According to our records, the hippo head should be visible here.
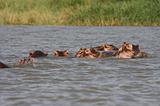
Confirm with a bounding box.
[119,42,140,53]
[53,50,69,57]
[84,48,100,58]
[117,42,140,58]
[0,62,9,68]
[19,57,34,65]
[75,48,86,58]
[29,50,48,58]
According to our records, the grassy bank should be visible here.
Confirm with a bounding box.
[0,0,159,26]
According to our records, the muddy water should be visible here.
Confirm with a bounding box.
[0,26,160,106]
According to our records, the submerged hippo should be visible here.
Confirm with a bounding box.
[93,44,118,51]
[29,50,48,58]
[75,48,115,59]
[18,57,34,65]
[53,50,69,57]
[0,62,9,68]
[83,48,101,58]
[75,48,98,58]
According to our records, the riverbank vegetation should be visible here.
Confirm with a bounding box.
[0,0,159,26]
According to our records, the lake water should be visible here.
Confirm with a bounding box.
[0,26,160,106]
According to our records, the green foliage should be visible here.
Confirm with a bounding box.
[0,0,159,26]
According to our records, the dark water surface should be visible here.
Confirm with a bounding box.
[0,26,160,106]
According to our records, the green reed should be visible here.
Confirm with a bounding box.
[0,0,159,26]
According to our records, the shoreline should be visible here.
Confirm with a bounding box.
[0,24,160,27]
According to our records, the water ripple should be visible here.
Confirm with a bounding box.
[0,26,160,106]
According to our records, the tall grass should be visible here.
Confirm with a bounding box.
[0,0,159,26]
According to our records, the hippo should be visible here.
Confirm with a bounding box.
[76,48,107,59]
[84,48,101,58]
[29,50,48,58]
[0,62,9,68]
[116,42,147,58]
[93,44,118,51]
[75,47,116,59]
[86,48,116,58]
[19,57,34,65]
[134,51,148,58]
[53,50,69,57]
[75,48,87,58]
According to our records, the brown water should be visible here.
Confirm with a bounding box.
[0,26,160,106]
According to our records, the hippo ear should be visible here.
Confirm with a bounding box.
[28,54,33,58]
[123,42,130,46]
[119,44,127,51]
[80,48,83,50]
[123,42,127,44]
